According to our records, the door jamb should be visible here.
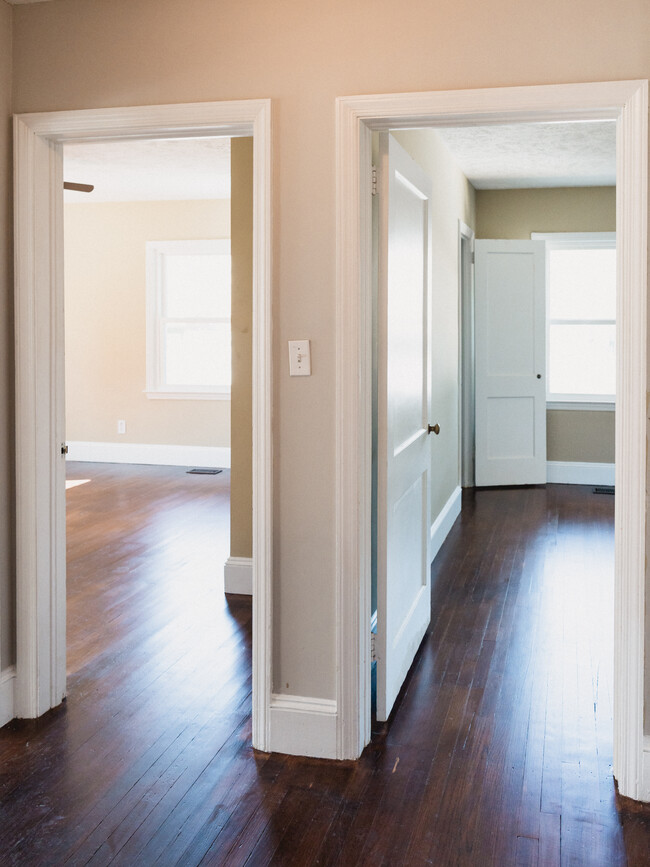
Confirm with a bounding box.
[458,220,475,488]
[335,81,649,801]
[13,99,274,752]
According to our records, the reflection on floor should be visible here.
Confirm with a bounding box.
[1,472,649,865]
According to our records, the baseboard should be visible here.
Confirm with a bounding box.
[269,694,338,758]
[642,737,650,803]
[430,485,462,564]
[66,441,231,469]
[224,556,253,595]
[0,666,15,728]
[546,461,615,486]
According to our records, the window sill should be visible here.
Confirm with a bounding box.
[546,400,614,412]
[144,391,231,401]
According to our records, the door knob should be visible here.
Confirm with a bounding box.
[428,423,440,435]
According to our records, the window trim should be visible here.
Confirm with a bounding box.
[532,231,616,408]
[145,238,231,399]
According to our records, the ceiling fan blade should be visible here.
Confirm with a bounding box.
[63,182,94,193]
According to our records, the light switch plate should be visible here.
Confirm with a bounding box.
[288,340,311,376]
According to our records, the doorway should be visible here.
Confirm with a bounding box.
[62,134,246,695]
[13,99,274,753]
[335,80,648,801]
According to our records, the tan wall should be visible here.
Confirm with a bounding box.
[547,410,615,464]
[230,138,253,559]
[0,1,13,671]
[476,187,616,240]
[392,129,476,519]
[9,0,650,701]
[64,199,231,448]
[476,187,616,465]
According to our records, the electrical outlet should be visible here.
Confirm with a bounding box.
[117,420,126,435]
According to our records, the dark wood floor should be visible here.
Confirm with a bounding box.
[1,466,649,865]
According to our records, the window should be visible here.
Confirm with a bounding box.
[146,239,231,399]
[532,232,616,409]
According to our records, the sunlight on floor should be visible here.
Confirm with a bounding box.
[66,479,90,490]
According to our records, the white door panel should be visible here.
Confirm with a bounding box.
[376,134,432,721]
[475,240,546,486]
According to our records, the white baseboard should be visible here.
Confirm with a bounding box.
[0,666,15,728]
[642,737,650,803]
[546,461,615,486]
[269,694,337,758]
[66,441,231,469]
[224,556,253,595]
[430,485,462,564]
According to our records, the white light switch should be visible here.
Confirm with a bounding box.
[288,340,311,376]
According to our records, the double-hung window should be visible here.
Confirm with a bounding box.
[146,239,231,399]
[532,232,616,409]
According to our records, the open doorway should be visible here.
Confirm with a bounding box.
[371,118,617,714]
[336,81,647,799]
[62,135,253,695]
[13,99,273,754]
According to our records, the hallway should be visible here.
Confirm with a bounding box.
[0,470,648,864]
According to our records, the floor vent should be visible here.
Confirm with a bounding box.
[186,468,223,475]
[593,486,615,495]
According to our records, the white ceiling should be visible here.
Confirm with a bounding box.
[435,120,616,189]
[63,137,232,203]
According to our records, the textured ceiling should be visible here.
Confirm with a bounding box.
[62,120,616,204]
[63,137,231,203]
[436,121,616,189]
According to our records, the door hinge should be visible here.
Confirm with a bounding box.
[61,443,68,456]
[471,251,475,265]
[371,165,378,197]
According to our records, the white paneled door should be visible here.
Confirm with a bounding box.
[376,134,432,721]
[474,240,546,486]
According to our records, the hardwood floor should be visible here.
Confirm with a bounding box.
[1,467,649,865]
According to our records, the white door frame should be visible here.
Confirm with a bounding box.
[335,80,649,801]
[13,99,274,752]
[458,220,475,488]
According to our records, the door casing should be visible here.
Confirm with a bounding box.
[13,99,274,752]
[335,80,649,801]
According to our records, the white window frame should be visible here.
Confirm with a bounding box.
[145,238,231,400]
[532,231,616,411]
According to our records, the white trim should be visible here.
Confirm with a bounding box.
[642,738,650,802]
[224,556,253,595]
[547,401,614,412]
[546,461,615,486]
[14,99,273,755]
[430,486,462,564]
[335,81,648,799]
[66,441,231,469]
[269,694,337,759]
[532,231,616,249]
[458,221,476,488]
[0,666,16,727]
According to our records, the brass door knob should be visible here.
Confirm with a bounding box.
[428,423,440,435]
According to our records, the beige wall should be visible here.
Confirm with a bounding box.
[476,186,616,240]
[7,0,650,702]
[64,199,231,448]
[392,129,476,519]
[230,138,253,560]
[0,0,13,671]
[547,410,615,463]
[475,186,616,465]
